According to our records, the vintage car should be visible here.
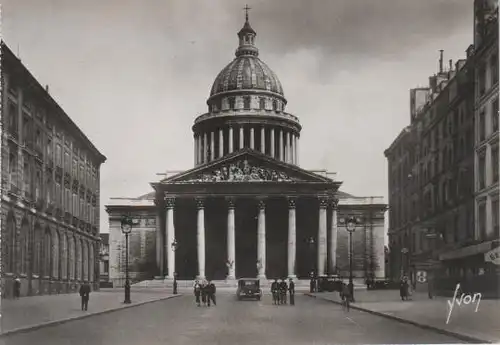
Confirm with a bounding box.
[236,278,262,301]
[316,275,343,292]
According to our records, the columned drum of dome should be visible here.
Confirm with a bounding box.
[192,14,301,166]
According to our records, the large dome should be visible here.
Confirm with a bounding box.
[210,56,284,97]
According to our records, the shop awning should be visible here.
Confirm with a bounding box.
[439,240,499,261]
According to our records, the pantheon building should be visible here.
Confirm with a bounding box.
[106,15,387,285]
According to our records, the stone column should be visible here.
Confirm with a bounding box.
[295,136,300,165]
[318,197,328,276]
[239,126,244,149]
[279,130,284,161]
[286,132,291,163]
[155,203,163,275]
[287,198,297,278]
[330,198,339,273]
[196,199,206,280]
[198,135,203,165]
[210,131,215,161]
[261,126,266,154]
[194,135,198,166]
[250,127,255,149]
[219,128,224,158]
[165,197,175,278]
[229,126,234,154]
[257,199,266,279]
[203,132,208,163]
[291,134,295,164]
[227,198,236,280]
[270,128,275,158]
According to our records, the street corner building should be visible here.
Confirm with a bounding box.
[105,15,387,287]
[385,0,499,297]
[0,42,107,297]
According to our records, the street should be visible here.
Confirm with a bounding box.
[1,292,464,345]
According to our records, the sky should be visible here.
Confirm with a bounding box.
[1,0,473,236]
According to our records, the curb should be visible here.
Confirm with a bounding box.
[0,294,182,337]
[304,293,491,344]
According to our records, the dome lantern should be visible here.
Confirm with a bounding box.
[236,5,258,57]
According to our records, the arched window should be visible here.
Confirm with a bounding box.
[272,100,278,111]
[6,216,16,273]
[69,236,75,280]
[19,220,29,274]
[83,241,89,281]
[52,230,60,278]
[33,225,42,275]
[61,232,67,279]
[44,229,51,277]
[228,97,235,109]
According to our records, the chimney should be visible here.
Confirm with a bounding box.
[45,85,49,93]
[449,59,453,71]
[439,50,444,73]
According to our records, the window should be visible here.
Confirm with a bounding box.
[55,144,61,166]
[243,96,251,110]
[35,170,41,200]
[493,146,499,184]
[492,199,499,236]
[493,99,499,132]
[479,203,487,240]
[23,161,30,196]
[228,97,235,109]
[55,183,61,206]
[259,97,265,109]
[479,153,486,190]
[35,127,42,148]
[64,152,70,172]
[8,102,18,134]
[479,110,486,141]
[491,53,498,85]
[272,100,277,111]
[73,194,78,217]
[46,176,52,204]
[479,63,486,96]
[9,153,17,186]
[47,137,52,159]
[72,159,78,177]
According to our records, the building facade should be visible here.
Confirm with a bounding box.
[385,0,499,296]
[1,42,106,297]
[106,15,387,286]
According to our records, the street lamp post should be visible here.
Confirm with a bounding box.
[345,216,358,302]
[120,215,134,304]
[171,239,178,294]
[307,237,315,292]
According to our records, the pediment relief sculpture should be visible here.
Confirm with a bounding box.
[177,159,297,183]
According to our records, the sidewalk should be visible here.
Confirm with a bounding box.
[1,288,181,336]
[305,289,500,344]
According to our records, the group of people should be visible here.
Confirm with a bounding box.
[193,280,217,307]
[271,278,295,305]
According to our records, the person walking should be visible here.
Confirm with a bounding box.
[288,278,295,306]
[79,281,91,311]
[201,280,208,306]
[400,276,409,301]
[340,282,351,312]
[13,276,21,299]
[207,280,216,306]
[279,279,287,305]
[193,280,202,307]
[271,279,279,305]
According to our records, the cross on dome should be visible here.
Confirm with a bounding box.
[243,4,251,22]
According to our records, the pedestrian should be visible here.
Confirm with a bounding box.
[428,277,434,299]
[271,279,279,305]
[280,279,287,305]
[341,282,351,312]
[288,278,295,306]
[193,280,202,306]
[400,277,408,301]
[173,276,178,295]
[13,276,21,299]
[79,281,91,311]
[207,280,216,306]
[201,280,208,306]
[309,276,315,293]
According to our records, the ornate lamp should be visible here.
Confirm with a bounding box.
[120,215,133,304]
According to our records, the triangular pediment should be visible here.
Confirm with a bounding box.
[160,149,334,185]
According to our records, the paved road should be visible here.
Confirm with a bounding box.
[1,293,465,345]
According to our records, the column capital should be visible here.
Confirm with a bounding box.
[287,197,296,209]
[226,197,235,209]
[330,197,339,209]
[196,198,205,209]
[318,196,328,209]
[257,198,266,210]
[164,197,175,208]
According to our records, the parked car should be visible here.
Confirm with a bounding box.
[236,278,262,301]
[317,275,343,292]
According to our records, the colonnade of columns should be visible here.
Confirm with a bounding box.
[193,125,299,166]
[160,196,339,280]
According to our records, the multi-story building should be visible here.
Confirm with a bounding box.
[99,233,111,287]
[385,48,477,295]
[1,42,106,297]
